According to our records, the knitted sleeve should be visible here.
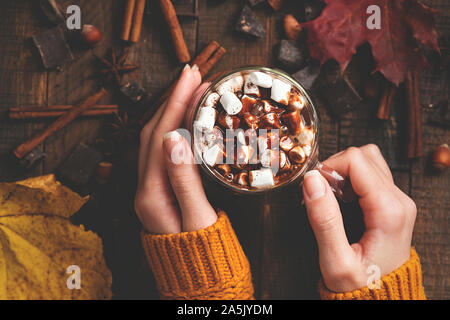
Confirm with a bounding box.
[319,248,427,300]
[141,211,254,300]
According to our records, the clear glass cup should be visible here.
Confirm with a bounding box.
[187,66,355,202]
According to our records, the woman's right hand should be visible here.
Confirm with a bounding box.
[302,144,417,292]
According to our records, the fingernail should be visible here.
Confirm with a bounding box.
[192,64,199,71]
[304,170,325,200]
[163,130,181,142]
[183,64,191,71]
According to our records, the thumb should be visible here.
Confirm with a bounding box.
[163,130,217,232]
[302,170,353,267]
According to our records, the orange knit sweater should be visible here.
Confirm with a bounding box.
[141,211,426,300]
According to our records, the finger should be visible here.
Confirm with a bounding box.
[143,66,201,187]
[359,144,393,183]
[302,170,354,267]
[322,147,386,198]
[138,101,167,185]
[163,130,217,232]
[153,65,202,138]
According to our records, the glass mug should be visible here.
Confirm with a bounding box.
[186,66,355,202]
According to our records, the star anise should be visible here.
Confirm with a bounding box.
[108,112,138,143]
[96,48,138,86]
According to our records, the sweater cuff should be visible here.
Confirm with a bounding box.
[319,248,426,300]
[141,211,254,300]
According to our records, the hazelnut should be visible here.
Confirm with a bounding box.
[283,14,302,41]
[432,144,450,170]
[81,24,102,46]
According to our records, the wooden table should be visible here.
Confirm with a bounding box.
[0,0,448,299]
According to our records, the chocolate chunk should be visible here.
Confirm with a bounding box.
[277,40,308,70]
[120,82,149,104]
[32,26,74,69]
[235,5,265,38]
[322,77,362,118]
[58,143,103,186]
[429,100,450,128]
[291,61,321,90]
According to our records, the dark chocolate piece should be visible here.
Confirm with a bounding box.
[277,40,308,70]
[39,0,65,25]
[58,143,103,186]
[322,77,362,118]
[291,60,321,90]
[429,100,450,128]
[32,26,74,69]
[19,147,46,170]
[120,82,149,104]
[235,5,265,38]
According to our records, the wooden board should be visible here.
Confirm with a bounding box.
[0,0,448,300]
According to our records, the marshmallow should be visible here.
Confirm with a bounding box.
[295,128,314,146]
[271,79,291,105]
[289,94,306,110]
[257,136,269,154]
[216,75,244,95]
[203,144,224,167]
[236,145,251,166]
[195,107,216,132]
[260,149,279,168]
[205,92,220,108]
[244,77,260,96]
[249,168,274,188]
[220,91,243,115]
[248,71,273,88]
[302,144,312,157]
[236,130,247,146]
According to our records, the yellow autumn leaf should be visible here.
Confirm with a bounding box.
[0,175,112,300]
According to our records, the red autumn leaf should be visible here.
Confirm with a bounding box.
[300,0,439,85]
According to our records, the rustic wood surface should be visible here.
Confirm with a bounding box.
[0,0,448,299]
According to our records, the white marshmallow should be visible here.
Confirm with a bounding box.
[205,92,220,108]
[203,144,223,167]
[248,71,273,88]
[236,130,247,146]
[249,168,274,188]
[220,91,243,115]
[271,79,291,105]
[260,149,279,168]
[216,75,244,95]
[195,107,216,132]
[296,128,314,146]
[257,136,269,154]
[236,145,251,165]
[244,77,260,96]
[302,144,312,157]
[289,94,306,110]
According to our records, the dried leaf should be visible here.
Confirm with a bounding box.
[301,0,439,85]
[0,175,111,299]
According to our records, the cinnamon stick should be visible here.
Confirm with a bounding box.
[13,88,107,159]
[9,105,117,119]
[405,70,423,158]
[130,0,146,43]
[139,41,226,125]
[377,82,397,120]
[121,0,136,41]
[159,0,191,63]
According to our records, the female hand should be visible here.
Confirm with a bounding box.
[135,65,217,234]
[302,144,417,292]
